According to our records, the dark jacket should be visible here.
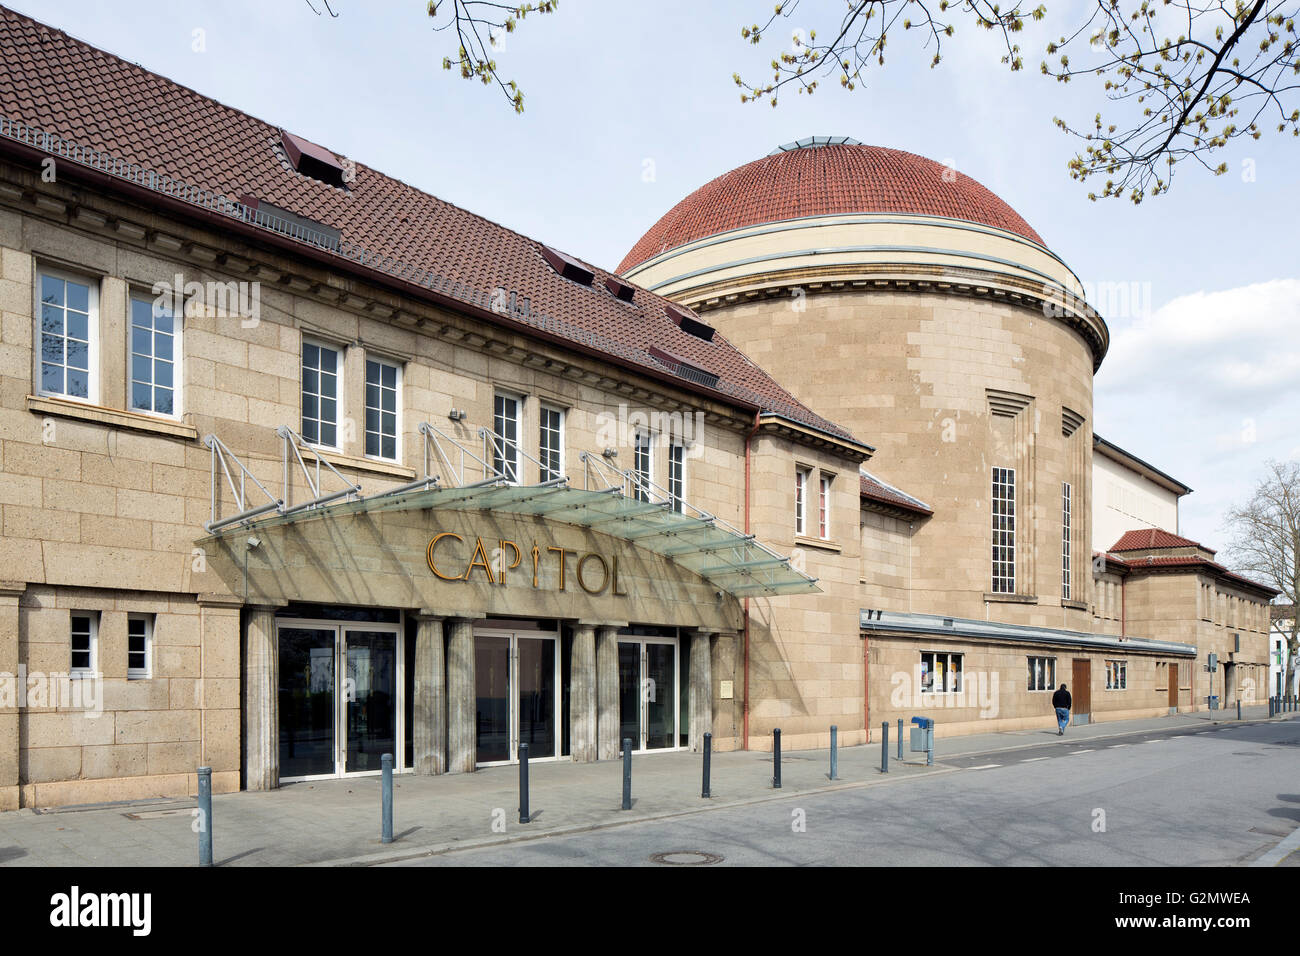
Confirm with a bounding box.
[1052,687,1071,710]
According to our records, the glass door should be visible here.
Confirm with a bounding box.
[277,619,404,780]
[617,637,680,752]
[474,629,560,766]
[279,627,336,779]
[344,629,397,774]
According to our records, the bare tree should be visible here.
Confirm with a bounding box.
[425,1,559,113]
[735,0,1299,203]
[1224,459,1300,697]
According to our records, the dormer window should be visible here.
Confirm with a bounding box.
[281,130,349,188]
[541,246,595,286]
[665,304,715,342]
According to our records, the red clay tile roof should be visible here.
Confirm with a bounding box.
[619,143,1044,273]
[0,6,865,449]
[1119,554,1279,598]
[860,471,932,517]
[1109,528,1214,554]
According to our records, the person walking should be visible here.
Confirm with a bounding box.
[1052,683,1071,735]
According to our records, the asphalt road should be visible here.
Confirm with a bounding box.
[389,718,1300,866]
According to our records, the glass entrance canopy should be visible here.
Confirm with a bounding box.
[203,480,820,598]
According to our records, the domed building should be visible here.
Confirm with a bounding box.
[622,137,1274,734]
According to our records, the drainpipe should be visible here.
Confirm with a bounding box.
[743,410,760,750]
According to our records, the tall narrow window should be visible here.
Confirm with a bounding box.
[129,292,179,417]
[1061,481,1072,600]
[818,474,832,539]
[127,614,153,680]
[633,430,653,503]
[301,341,341,448]
[795,466,810,536]
[38,269,97,402]
[70,613,98,676]
[668,442,686,513]
[493,393,520,482]
[539,404,564,482]
[364,358,400,460]
[992,466,1016,593]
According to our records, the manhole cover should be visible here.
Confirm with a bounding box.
[649,850,723,866]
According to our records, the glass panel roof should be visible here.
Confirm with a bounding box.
[200,482,820,597]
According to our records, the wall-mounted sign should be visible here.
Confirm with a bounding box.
[426,532,629,597]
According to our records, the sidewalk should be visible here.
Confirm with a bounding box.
[0,706,1281,867]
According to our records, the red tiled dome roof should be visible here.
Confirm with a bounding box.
[619,142,1044,273]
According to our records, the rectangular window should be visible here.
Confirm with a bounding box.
[129,291,179,417]
[1061,481,1072,600]
[795,466,810,536]
[301,340,341,448]
[364,358,400,460]
[127,614,153,680]
[633,430,653,503]
[539,404,564,483]
[668,442,686,513]
[921,651,963,694]
[70,612,98,676]
[1028,656,1057,691]
[493,393,521,482]
[992,466,1016,593]
[38,269,97,402]
[1106,659,1128,690]
[818,474,832,539]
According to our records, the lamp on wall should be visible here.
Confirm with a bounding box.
[447,409,467,422]
[602,448,618,458]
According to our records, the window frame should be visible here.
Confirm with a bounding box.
[633,429,654,503]
[1027,655,1057,691]
[70,612,99,677]
[36,265,100,405]
[301,337,344,451]
[127,613,153,680]
[667,441,686,514]
[492,391,523,484]
[128,287,183,420]
[795,466,810,536]
[1105,659,1128,690]
[991,466,1016,593]
[538,403,565,484]
[1061,480,1072,600]
[818,473,832,540]
[920,651,964,695]
[363,355,402,462]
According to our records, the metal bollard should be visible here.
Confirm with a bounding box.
[702,732,712,798]
[518,743,530,824]
[622,738,632,810]
[1237,699,1242,721]
[881,722,889,773]
[381,753,393,844]
[773,728,782,789]
[829,725,838,781]
[197,766,213,867]
[927,723,934,766]
[897,718,903,761]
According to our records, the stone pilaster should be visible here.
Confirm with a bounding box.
[596,625,621,760]
[412,613,446,775]
[446,618,476,774]
[569,624,597,762]
[242,606,279,791]
[689,630,714,752]
[0,582,25,811]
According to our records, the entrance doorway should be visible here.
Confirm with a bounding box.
[618,636,682,752]
[474,628,560,766]
[278,620,402,781]
[1071,659,1091,725]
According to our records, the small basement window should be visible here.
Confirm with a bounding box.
[665,304,715,342]
[281,130,349,188]
[541,246,595,287]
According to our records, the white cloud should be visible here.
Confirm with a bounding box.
[1095,277,1300,549]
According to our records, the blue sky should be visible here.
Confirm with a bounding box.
[16,0,1299,555]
